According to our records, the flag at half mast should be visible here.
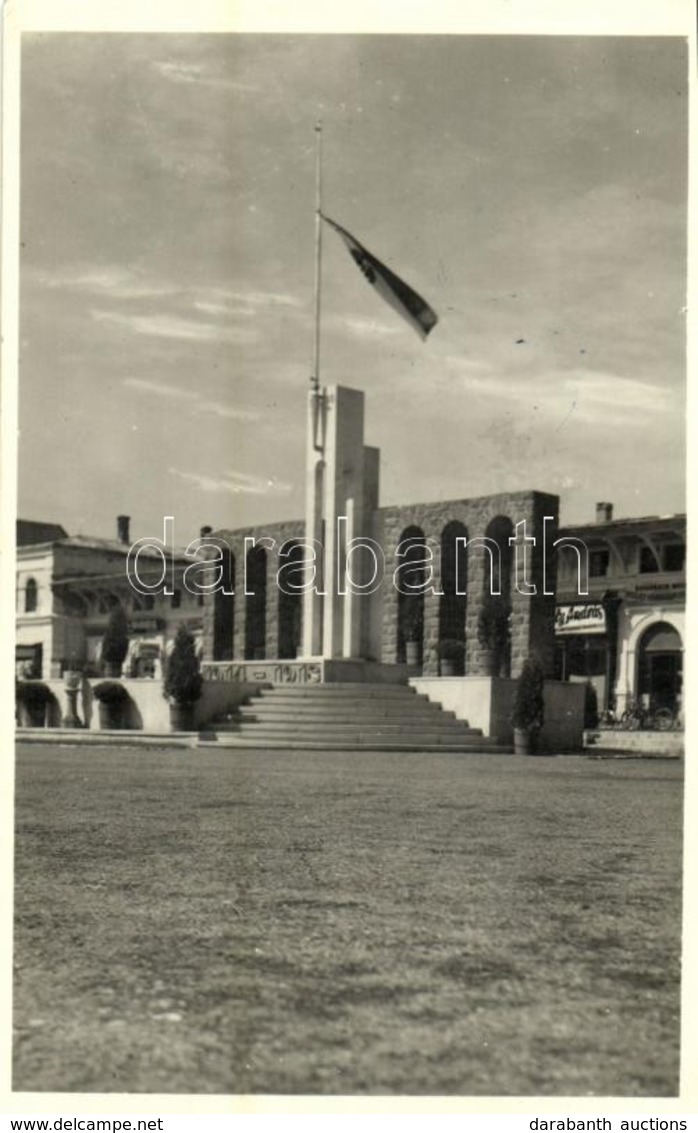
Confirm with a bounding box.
[321,213,438,340]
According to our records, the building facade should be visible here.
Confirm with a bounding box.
[16,497,685,723]
[554,503,685,718]
[15,516,204,679]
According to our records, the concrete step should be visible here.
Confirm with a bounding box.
[213,680,501,754]
[213,728,489,746]
[248,690,434,705]
[235,705,461,723]
[199,736,511,753]
[216,715,481,733]
[254,684,418,698]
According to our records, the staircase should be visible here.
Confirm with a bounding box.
[201,683,510,753]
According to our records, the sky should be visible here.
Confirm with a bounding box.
[18,33,688,544]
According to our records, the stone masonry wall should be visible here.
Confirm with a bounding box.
[202,520,304,662]
[379,490,559,677]
[202,492,559,677]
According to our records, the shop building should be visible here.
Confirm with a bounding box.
[15,515,204,678]
[554,503,685,718]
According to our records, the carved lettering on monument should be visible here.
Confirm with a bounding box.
[202,660,323,684]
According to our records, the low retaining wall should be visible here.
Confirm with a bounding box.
[30,678,252,733]
[585,729,684,758]
[412,676,585,753]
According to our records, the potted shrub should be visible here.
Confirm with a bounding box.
[477,599,511,677]
[164,626,203,731]
[62,659,84,726]
[583,680,600,730]
[402,598,423,668]
[101,604,129,677]
[439,638,465,677]
[15,680,55,728]
[511,656,545,755]
[63,657,84,691]
[92,680,130,730]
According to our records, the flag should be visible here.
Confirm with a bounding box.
[321,214,438,340]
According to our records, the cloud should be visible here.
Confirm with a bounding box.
[199,400,258,422]
[34,267,304,324]
[92,309,257,344]
[124,378,258,422]
[152,61,258,93]
[169,467,292,496]
[442,354,676,417]
[221,289,304,310]
[332,314,402,340]
[38,267,175,301]
[193,301,256,318]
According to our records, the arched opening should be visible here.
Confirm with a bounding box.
[396,525,427,669]
[24,578,38,613]
[213,549,235,661]
[245,546,267,660]
[638,621,682,714]
[439,521,467,675]
[478,515,514,677]
[278,541,304,660]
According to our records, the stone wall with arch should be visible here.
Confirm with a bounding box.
[202,491,559,678]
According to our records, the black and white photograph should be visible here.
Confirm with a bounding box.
[4,0,692,1114]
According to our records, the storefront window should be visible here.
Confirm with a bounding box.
[662,544,685,572]
[24,578,38,613]
[589,550,610,577]
[639,546,659,573]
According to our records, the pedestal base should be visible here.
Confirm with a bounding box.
[201,658,408,686]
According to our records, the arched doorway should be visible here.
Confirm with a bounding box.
[278,542,304,659]
[213,549,235,661]
[245,546,267,660]
[478,516,514,677]
[396,525,427,669]
[439,521,467,675]
[638,622,682,714]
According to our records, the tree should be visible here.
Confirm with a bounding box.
[511,656,545,733]
[477,597,511,676]
[164,626,203,706]
[101,604,129,674]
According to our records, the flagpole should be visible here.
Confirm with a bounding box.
[310,119,324,450]
[312,120,323,392]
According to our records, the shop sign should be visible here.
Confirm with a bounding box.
[555,603,606,635]
[633,581,685,601]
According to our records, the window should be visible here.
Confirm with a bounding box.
[589,550,610,578]
[24,578,38,613]
[662,544,685,572]
[639,546,659,574]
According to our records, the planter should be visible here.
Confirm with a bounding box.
[440,659,456,678]
[97,701,126,730]
[513,727,540,755]
[169,702,196,732]
[63,670,83,692]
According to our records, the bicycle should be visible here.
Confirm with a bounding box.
[619,700,677,731]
